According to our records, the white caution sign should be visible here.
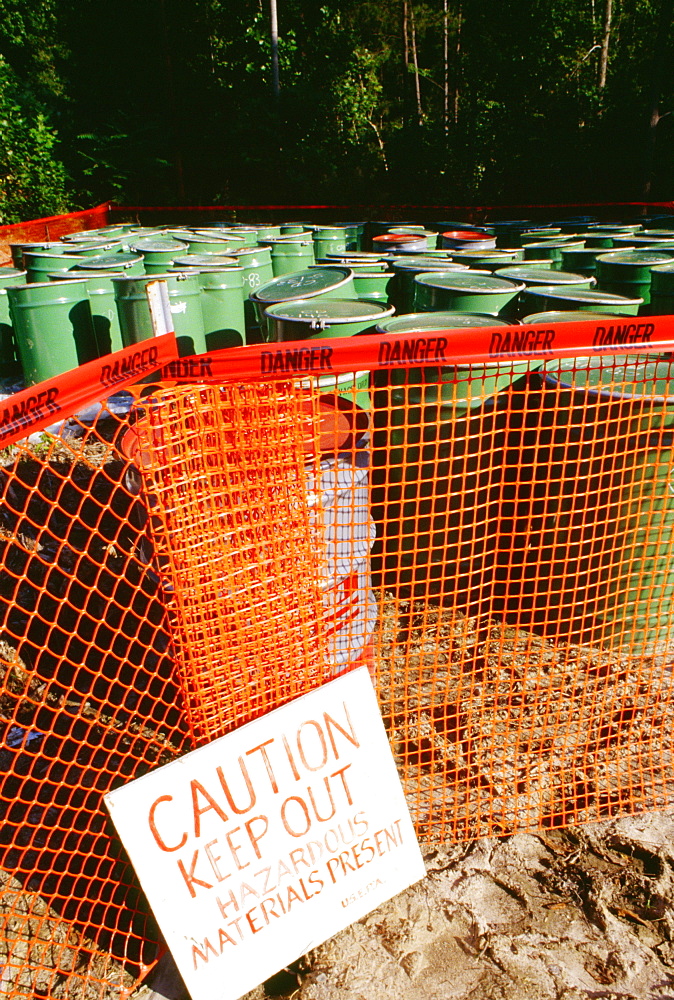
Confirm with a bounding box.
[105,667,426,1000]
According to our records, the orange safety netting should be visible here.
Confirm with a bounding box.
[0,344,673,994]
[0,204,113,265]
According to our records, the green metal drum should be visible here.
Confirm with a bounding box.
[264,298,393,341]
[61,241,120,257]
[9,242,64,269]
[23,251,93,284]
[224,246,274,330]
[596,250,674,307]
[183,235,247,254]
[48,269,127,355]
[559,247,605,276]
[521,239,586,268]
[7,279,99,383]
[131,237,190,272]
[197,267,246,350]
[371,311,530,605]
[113,271,207,357]
[73,252,146,276]
[649,260,674,315]
[312,227,348,260]
[494,265,592,287]
[263,237,316,277]
[0,268,27,375]
[413,271,524,315]
[388,258,469,313]
[519,286,643,315]
[541,355,674,655]
[250,267,356,340]
[352,271,395,304]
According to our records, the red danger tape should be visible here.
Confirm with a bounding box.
[162,315,674,384]
[0,333,178,450]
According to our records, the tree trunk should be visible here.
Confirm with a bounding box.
[410,3,423,124]
[443,0,449,135]
[597,0,612,90]
[642,0,674,198]
[454,2,462,124]
[270,0,280,98]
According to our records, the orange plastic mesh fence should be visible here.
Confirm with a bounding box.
[0,204,112,265]
[0,349,673,993]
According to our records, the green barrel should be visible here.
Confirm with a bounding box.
[131,237,190,272]
[9,242,64,269]
[23,251,93,284]
[331,222,364,250]
[494,265,590,287]
[587,223,643,234]
[521,239,586,268]
[62,240,120,257]
[312,226,348,260]
[520,227,563,240]
[171,253,237,269]
[264,298,393,342]
[7,279,100,383]
[46,269,127,356]
[78,270,126,355]
[249,224,283,241]
[519,285,643,316]
[0,268,27,375]
[197,267,246,350]
[371,311,530,605]
[224,246,274,331]
[609,235,674,250]
[280,222,312,234]
[540,355,674,654]
[324,251,387,265]
[113,271,207,357]
[73,252,146,276]
[319,260,389,273]
[218,227,259,247]
[263,237,315,277]
[263,299,389,411]
[388,258,469,313]
[578,231,626,249]
[352,271,395,304]
[560,247,605,275]
[521,309,629,324]
[183,235,247,254]
[649,260,674,315]
[250,267,355,340]
[596,249,674,308]
[414,271,524,315]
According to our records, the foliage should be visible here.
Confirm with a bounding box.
[0,55,67,223]
[0,0,672,215]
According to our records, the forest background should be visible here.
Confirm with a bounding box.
[0,0,672,224]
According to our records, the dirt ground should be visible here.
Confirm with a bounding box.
[235,810,674,1000]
